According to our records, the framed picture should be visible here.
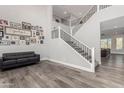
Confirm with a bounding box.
[11,40,19,45]
[22,22,31,30]
[41,32,43,36]
[20,36,25,40]
[25,37,30,41]
[11,36,19,40]
[0,25,4,31]
[40,40,43,44]
[11,41,15,44]
[6,27,31,36]
[31,26,37,30]
[0,19,9,26]
[30,38,36,43]
[39,36,42,39]
[26,41,30,45]
[0,37,2,40]
[10,22,22,29]
[36,31,40,36]
[4,35,11,40]
[42,36,44,39]
[0,40,10,45]
[0,31,4,37]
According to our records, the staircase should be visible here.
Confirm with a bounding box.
[52,27,95,72]
[72,5,112,35]
[51,5,112,72]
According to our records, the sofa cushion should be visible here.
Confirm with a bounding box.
[3,54,35,61]
[17,58,30,63]
[3,60,17,65]
[28,56,38,61]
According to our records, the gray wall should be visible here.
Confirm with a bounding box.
[0,5,52,59]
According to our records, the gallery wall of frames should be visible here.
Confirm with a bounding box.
[0,19,44,46]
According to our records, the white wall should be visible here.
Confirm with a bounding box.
[0,5,52,59]
[74,13,101,64]
[99,6,124,22]
[99,6,124,55]
[52,21,70,34]
[48,38,92,72]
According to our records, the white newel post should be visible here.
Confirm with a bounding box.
[91,48,95,72]
[58,26,61,38]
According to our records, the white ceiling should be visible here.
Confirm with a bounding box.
[53,5,93,20]
[101,16,124,36]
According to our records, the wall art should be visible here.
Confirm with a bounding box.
[31,26,42,31]
[40,32,43,36]
[22,22,31,30]
[0,31,4,37]
[0,19,44,46]
[5,35,11,40]
[36,31,40,36]
[11,40,19,45]
[11,41,15,44]
[0,19,9,26]
[0,37,2,40]
[25,37,30,41]
[0,40,10,45]
[42,36,44,39]
[20,36,25,40]
[30,38,36,43]
[26,41,30,45]
[10,22,22,29]
[6,27,31,36]
[39,36,42,39]
[0,25,4,31]
[40,40,43,44]
[11,36,19,40]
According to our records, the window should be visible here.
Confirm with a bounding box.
[116,38,123,49]
[101,39,111,49]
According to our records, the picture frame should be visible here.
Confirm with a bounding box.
[6,27,31,37]
[10,22,22,29]
[11,36,19,40]
[20,36,25,40]
[5,35,11,40]
[22,22,31,30]
[26,41,30,45]
[0,25,4,31]
[0,19,9,26]
[30,38,36,43]
[0,40,10,46]
[0,31,4,37]
[40,40,43,44]
[11,40,20,45]
[42,36,44,39]
[36,31,40,36]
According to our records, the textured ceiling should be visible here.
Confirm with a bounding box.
[101,16,124,36]
[53,5,93,20]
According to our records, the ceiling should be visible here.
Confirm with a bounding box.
[53,5,93,21]
[101,16,124,36]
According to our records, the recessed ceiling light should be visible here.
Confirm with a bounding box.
[64,11,67,14]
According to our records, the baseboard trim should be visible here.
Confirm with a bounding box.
[40,57,94,72]
[48,58,93,72]
[40,57,49,61]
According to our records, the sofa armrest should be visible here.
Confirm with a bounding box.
[35,54,40,61]
[0,57,3,68]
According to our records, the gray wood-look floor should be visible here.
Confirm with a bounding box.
[0,54,124,88]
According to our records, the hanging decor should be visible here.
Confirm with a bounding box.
[0,18,44,46]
